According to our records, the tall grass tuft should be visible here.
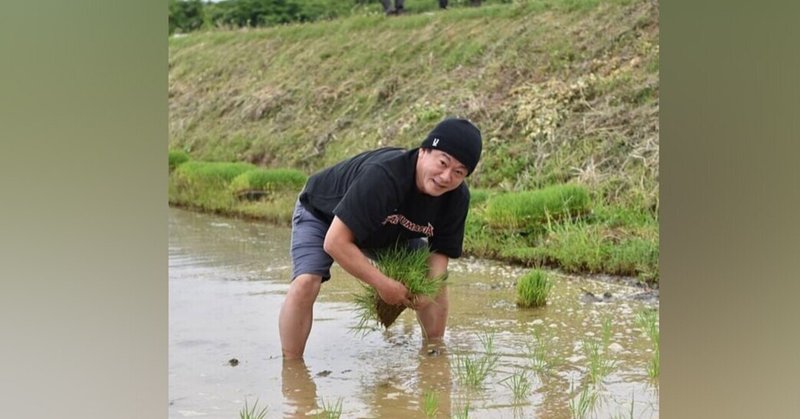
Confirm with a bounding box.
[239,398,268,419]
[352,245,445,331]
[484,184,590,231]
[516,269,553,308]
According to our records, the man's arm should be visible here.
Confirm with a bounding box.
[323,216,412,307]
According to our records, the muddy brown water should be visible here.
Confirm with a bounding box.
[169,207,659,418]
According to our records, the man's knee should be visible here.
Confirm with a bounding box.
[287,274,322,304]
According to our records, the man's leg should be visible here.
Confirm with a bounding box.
[416,286,449,340]
[279,273,322,359]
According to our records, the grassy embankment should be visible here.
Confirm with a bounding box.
[168,0,659,284]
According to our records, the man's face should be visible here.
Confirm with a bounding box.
[415,148,469,197]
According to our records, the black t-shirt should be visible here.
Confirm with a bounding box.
[298,147,470,258]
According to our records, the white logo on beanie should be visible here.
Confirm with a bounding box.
[432,138,440,147]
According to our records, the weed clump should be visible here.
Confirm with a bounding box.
[516,269,553,308]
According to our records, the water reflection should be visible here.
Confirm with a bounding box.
[281,359,318,418]
[417,342,452,417]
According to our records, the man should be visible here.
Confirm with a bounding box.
[278,118,482,359]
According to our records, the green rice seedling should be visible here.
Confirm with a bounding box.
[601,314,614,348]
[527,326,563,373]
[452,401,471,419]
[635,309,659,345]
[315,397,343,419]
[516,269,553,308]
[229,168,307,195]
[584,339,616,384]
[484,184,590,231]
[478,331,496,355]
[609,392,636,419]
[421,390,439,417]
[239,398,268,419]
[635,308,659,379]
[453,352,498,389]
[647,346,660,379]
[168,149,190,171]
[500,368,532,401]
[568,381,598,419]
[351,245,445,331]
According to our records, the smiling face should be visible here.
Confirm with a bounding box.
[415,148,468,197]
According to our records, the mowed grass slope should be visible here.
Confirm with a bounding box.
[169,0,659,283]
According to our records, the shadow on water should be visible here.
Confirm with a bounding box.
[169,207,659,418]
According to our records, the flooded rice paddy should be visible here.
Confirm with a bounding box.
[169,207,659,418]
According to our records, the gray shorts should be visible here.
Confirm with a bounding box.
[290,199,426,282]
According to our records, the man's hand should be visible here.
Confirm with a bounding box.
[375,278,412,307]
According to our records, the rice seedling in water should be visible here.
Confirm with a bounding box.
[239,398,268,419]
[421,390,439,417]
[528,326,563,373]
[454,352,499,389]
[635,309,659,344]
[315,397,343,419]
[351,245,445,331]
[568,381,598,419]
[452,401,471,419]
[516,269,553,308]
[635,308,659,379]
[600,313,614,348]
[584,339,616,384]
[500,368,532,401]
[478,331,496,355]
[609,392,636,419]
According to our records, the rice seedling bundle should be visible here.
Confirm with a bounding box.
[353,245,445,330]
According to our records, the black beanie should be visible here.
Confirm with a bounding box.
[420,118,482,175]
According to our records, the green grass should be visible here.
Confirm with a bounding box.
[168,149,190,171]
[239,398,268,419]
[228,168,307,193]
[485,184,591,231]
[516,269,553,308]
